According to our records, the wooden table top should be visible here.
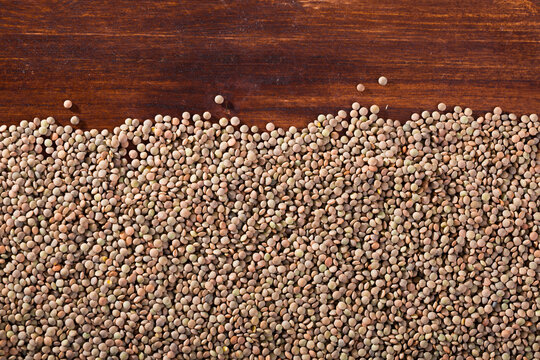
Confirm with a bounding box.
[0,0,538,130]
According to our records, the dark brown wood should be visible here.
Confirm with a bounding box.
[0,0,538,130]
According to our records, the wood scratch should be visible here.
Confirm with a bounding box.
[14,32,180,37]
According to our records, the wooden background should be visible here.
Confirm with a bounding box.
[0,0,538,130]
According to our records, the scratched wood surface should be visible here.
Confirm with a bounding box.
[0,0,538,130]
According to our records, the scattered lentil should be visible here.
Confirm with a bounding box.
[214,95,224,105]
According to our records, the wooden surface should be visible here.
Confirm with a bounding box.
[0,0,538,130]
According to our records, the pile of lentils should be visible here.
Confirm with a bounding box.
[0,104,539,360]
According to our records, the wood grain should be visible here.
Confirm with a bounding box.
[0,0,538,130]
